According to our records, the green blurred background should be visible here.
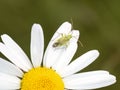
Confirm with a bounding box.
[0,0,119,90]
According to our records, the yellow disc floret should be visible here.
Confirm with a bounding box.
[21,67,64,90]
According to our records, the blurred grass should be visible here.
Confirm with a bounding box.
[0,0,120,90]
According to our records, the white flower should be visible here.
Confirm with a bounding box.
[0,22,116,90]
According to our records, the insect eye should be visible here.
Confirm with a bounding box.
[52,42,59,47]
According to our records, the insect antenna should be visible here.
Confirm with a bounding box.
[78,39,84,47]
[72,35,84,47]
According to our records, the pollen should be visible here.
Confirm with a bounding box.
[21,67,64,90]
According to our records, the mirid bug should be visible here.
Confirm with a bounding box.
[52,33,72,48]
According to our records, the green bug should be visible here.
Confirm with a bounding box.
[52,33,72,48]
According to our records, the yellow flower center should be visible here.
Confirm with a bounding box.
[21,67,64,90]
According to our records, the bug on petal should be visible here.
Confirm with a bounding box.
[52,32,83,48]
[52,33,72,48]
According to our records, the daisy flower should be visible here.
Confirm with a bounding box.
[0,22,116,90]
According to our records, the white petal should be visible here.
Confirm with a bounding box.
[44,47,65,68]
[43,22,72,67]
[30,24,44,67]
[0,72,20,89]
[63,70,110,81]
[1,34,33,71]
[52,30,79,72]
[63,71,116,89]
[60,50,99,77]
[52,43,77,73]
[2,89,16,90]
[0,42,31,71]
[69,89,86,90]
[0,58,23,77]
